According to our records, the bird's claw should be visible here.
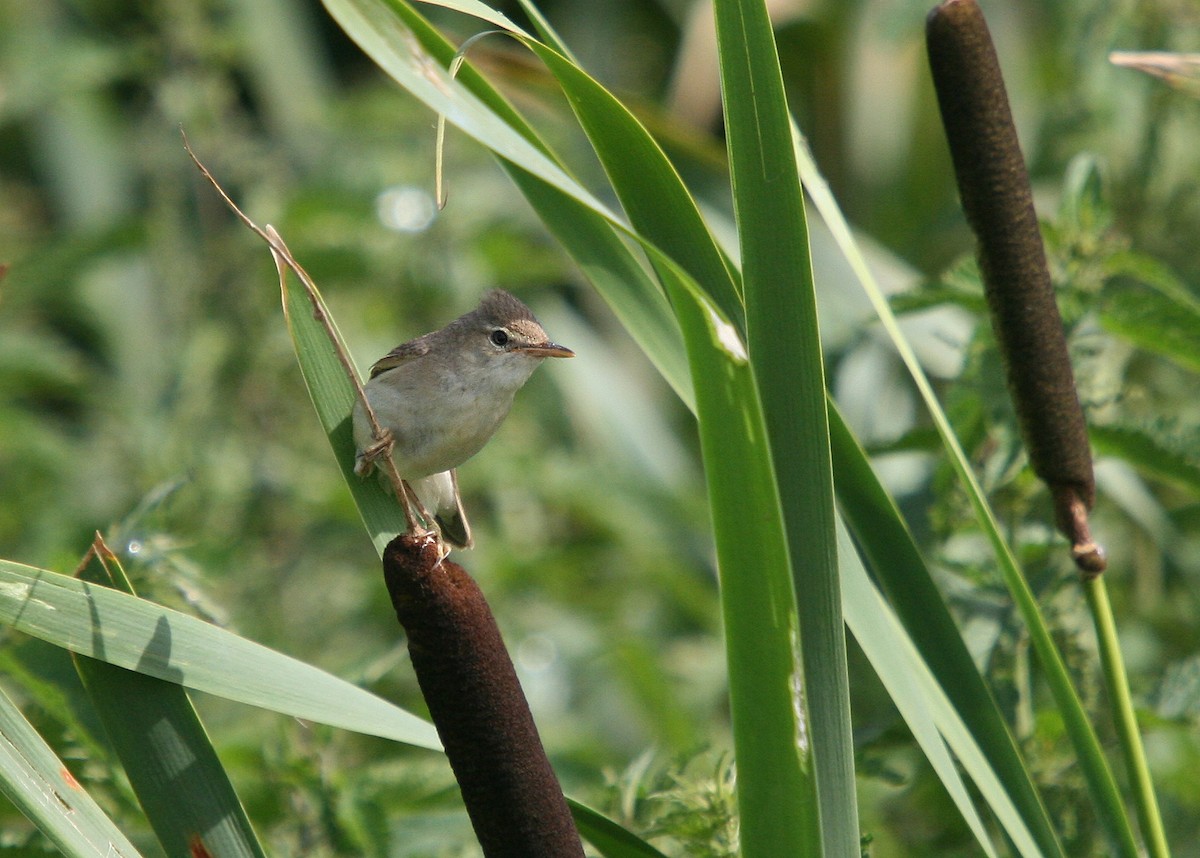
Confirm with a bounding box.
[355,428,396,477]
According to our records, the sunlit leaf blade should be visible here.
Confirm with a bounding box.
[506,172,693,411]
[322,0,620,228]
[713,0,854,852]
[1108,51,1200,96]
[657,266,817,855]
[0,560,441,750]
[77,661,265,858]
[277,251,409,558]
[73,546,266,858]
[524,43,745,331]
[0,684,143,857]
[832,420,1063,856]
[839,514,1067,857]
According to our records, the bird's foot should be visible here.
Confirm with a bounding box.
[354,428,396,477]
[402,508,451,566]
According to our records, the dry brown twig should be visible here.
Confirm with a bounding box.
[180,130,436,544]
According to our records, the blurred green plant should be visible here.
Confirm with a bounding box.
[1,0,1200,856]
[602,750,739,858]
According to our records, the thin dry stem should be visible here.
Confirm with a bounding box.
[434,30,505,210]
[181,130,434,541]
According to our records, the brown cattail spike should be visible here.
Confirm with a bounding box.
[382,534,585,858]
[926,0,1104,575]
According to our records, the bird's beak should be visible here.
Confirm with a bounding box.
[519,341,575,358]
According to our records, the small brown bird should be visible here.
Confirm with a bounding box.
[353,290,574,548]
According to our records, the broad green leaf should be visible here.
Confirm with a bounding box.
[714,0,853,853]
[661,263,814,858]
[0,683,143,857]
[74,544,265,858]
[0,559,440,750]
[277,239,407,558]
[1102,248,1200,315]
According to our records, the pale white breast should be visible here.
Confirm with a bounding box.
[353,350,544,479]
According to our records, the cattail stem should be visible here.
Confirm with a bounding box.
[382,534,585,858]
[926,0,1104,575]
[1084,577,1172,857]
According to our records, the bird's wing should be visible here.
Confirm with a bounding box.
[368,336,432,379]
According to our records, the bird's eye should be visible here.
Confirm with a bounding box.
[490,329,509,347]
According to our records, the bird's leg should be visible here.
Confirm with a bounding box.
[397,480,451,559]
[357,428,441,551]
[398,479,436,530]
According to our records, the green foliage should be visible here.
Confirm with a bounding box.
[601,750,739,858]
[2,0,1200,855]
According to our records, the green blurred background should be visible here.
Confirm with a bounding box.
[2,0,1200,854]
